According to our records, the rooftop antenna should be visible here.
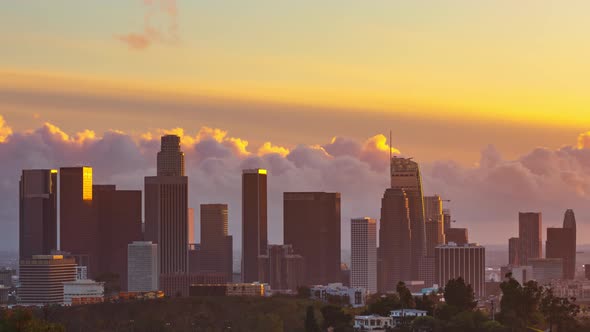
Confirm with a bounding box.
[389,130,392,162]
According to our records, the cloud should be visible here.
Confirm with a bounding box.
[258,142,290,157]
[117,0,179,50]
[1,114,590,253]
[0,115,13,142]
[578,131,590,149]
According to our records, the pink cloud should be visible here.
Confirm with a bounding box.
[117,0,178,50]
[1,115,590,252]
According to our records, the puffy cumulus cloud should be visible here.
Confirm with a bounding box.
[2,116,590,251]
[578,131,590,149]
[257,142,290,157]
[0,115,13,142]
[423,138,590,245]
[323,134,400,171]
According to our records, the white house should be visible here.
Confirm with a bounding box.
[354,315,393,331]
[390,309,428,327]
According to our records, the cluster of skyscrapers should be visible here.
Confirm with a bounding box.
[17,134,500,304]
[505,210,577,284]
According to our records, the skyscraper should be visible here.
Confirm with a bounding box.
[546,228,574,280]
[197,204,233,280]
[60,166,98,277]
[390,157,426,279]
[435,244,486,298]
[93,185,142,290]
[423,195,445,257]
[563,209,577,279]
[508,237,520,266]
[145,135,189,276]
[518,212,542,266]
[351,217,377,294]
[284,192,341,286]
[157,134,185,177]
[242,169,268,283]
[378,188,412,293]
[19,169,58,259]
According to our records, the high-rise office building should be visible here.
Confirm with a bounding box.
[508,237,520,266]
[93,185,142,290]
[518,212,542,266]
[435,244,486,298]
[242,169,268,283]
[127,241,159,292]
[284,192,341,286]
[157,134,185,177]
[19,169,58,259]
[351,217,377,294]
[60,167,98,277]
[390,157,426,279]
[258,244,305,292]
[378,188,412,293]
[563,209,577,279]
[18,255,77,305]
[445,228,469,245]
[424,195,445,257]
[145,135,189,276]
[194,204,233,280]
[546,226,575,280]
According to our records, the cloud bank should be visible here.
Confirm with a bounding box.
[1,114,589,252]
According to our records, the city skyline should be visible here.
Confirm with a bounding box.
[1,119,589,250]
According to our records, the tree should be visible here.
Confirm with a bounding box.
[297,286,311,299]
[396,282,416,309]
[498,277,543,330]
[367,294,401,316]
[305,306,320,332]
[320,305,353,332]
[443,277,476,312]
[540,287,580,332]
[411,316,436,332]
[415,292,438,316]
[481,320,506,332]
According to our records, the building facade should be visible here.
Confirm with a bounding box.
[530,258,563,284]
[93,185,142,290]
[19,169,58,259]
[18,255,77,305]
[378,188,412,293]
[284,192,341,286]
[435,244,486,298]
[508,237,520,266]
[351,217,377,294]
[390,157,426,280]
[59,167,98,277]
[128,241,159,292]
[194,204,233,281]
[445,228,469,245]
[258,244,305,292]
[518,212,542,266]
[242,169,268,283]
[63,279,105,306]
[546,227,575,280]
[157,134,185,177]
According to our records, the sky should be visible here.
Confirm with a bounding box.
[1,1,590,250]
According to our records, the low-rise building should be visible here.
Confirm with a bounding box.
[189,283,270,297]
[18,255,76,305]
[354,315,393,331]
[390,309,428,327]
[63,279,105,306]
[530,258,563,284]
[0,286,9,304]
[310,283,366,308]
